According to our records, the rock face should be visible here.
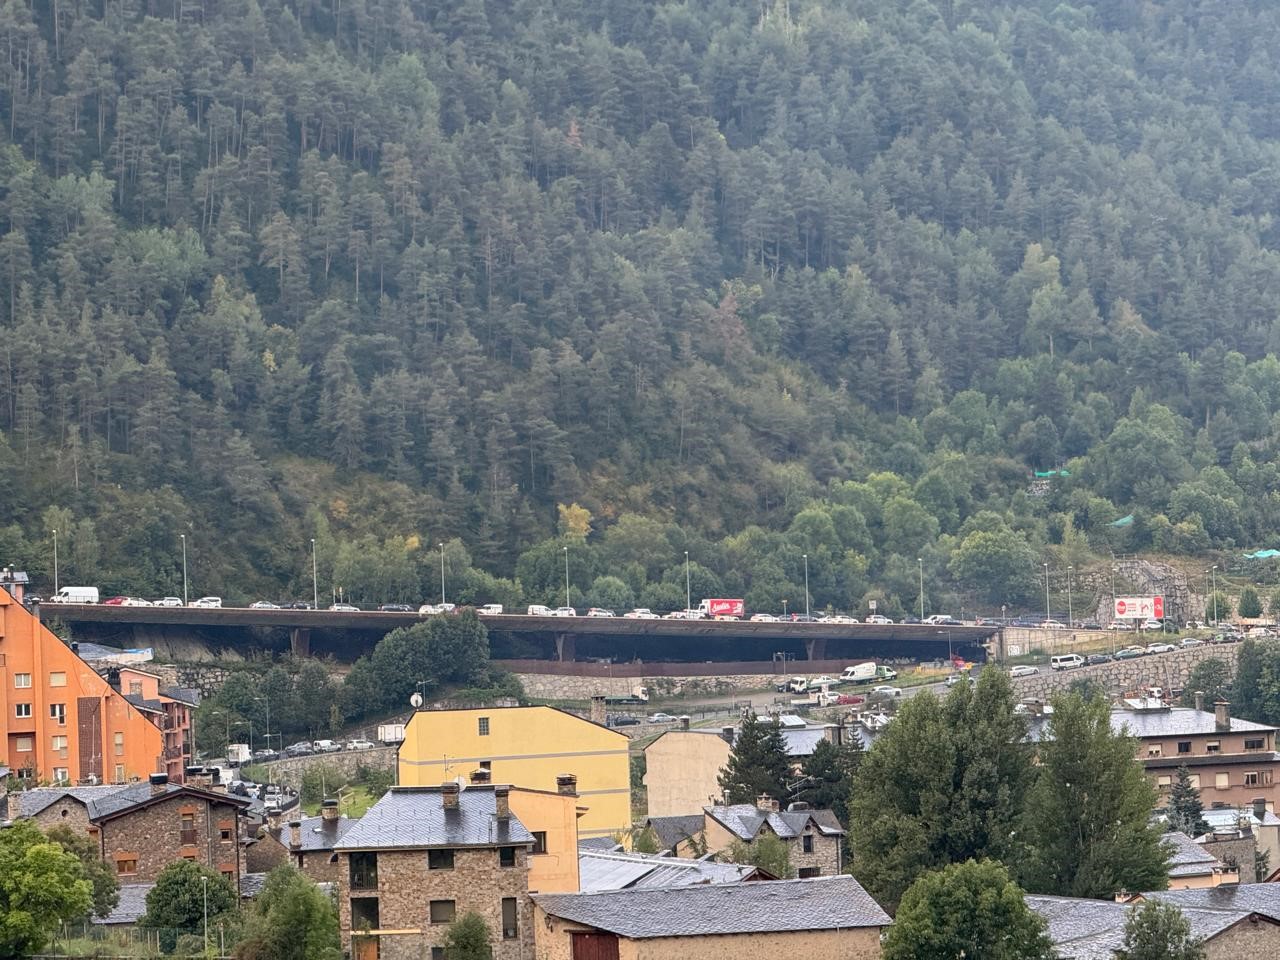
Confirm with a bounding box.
[1011,644,1241,700]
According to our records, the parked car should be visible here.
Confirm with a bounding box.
[526,604,552,616]
[945,673,973,687]
[1086,653,1114,665]
[477,604,504,615]
[552,606,577,617]
[154,596,183,607]
[607,715,640,727]
[1146,642,1177,654]
[378,603,414,612]
[809,676,840,688]
[871,685,904,697]
[1009,665,1040,677]
[346,739,376,751]
[1079,620,1103,630]
[1115,645,1147,659]
[1179,638,1204,648]
[646,713,678,724]
[586,608,615,618]
[1106,621,1133,630]
[329,603,360,612]
[623,608,658,619]
[749,613,778,622]
[1040,619,1067,629]
[829,615,860,624]
[1140,618,1164,631]
[835,693,864,705]
[251,749,275,762]
[865,614,894,624]
[191,596,222,608]
[250,600,281,609]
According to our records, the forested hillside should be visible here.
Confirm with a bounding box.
[4,0,1280,613]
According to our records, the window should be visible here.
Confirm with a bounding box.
[429,901,456,924]
[428,849,455,870]
[1190,774,1201,789]
[531,832,547,855]
[15,736,32,752]
[802,834,814,853]
[14,702,30,718]
[798,867,821,878]
[52,767,68,783]
[180,813,197,845]
[1177,741,1192,754]
[220,827,233,841]
[1216,773,1230,790]
[478,717,490,736]
[1246,738,1265,751]
[48,671,66,687]
[501,898,518,940]
[499,847,517,868]
[1147,745,1162,757]
[350,852,378,891]
[116,858,138,876]
[14,673,31,688]
[1157,776,1172,788]
[114,764,125,782]
[1245,772,1261,787]
[129,681,142,695]
[432,949,445,960]
[49,703,66,725]
[1207,741,1221,754]
[114,732,124,756]
[51,735,67,752]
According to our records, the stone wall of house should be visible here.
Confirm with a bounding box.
[1011,645,1243,701]
[788,830,842,878]
[1200,833,1259,883]
[100,792,241,884]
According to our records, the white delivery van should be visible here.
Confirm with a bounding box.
[1050,654,1086,671]
[51,586,99,603]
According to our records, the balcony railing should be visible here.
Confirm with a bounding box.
[350,871,378,891]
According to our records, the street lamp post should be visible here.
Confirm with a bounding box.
[255,696,271,772]
[918,558,924,621]
[684,552,691,614]
[311,538,318,609]
[1211,565,1218,625]
[1067,566,1074,628]
[563,546,570,609]
[1043,563,1050,623]
[782,599,788,618]
[51,528,58,594]
[439,542,446,605]
[180,533,188,605]
[803,554,810,619]
[202,875,209,956]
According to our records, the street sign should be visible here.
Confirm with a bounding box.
[869,600,877,611]
[1113,596,1164,620]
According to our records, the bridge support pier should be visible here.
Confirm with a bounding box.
[290,628,311,658]
[804,638,827,661]
[555,633,575,662]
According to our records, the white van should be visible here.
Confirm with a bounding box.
[527,604,551,616]
[1050,654,1086,671]
[51,586,99,604]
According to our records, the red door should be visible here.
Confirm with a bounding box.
[571,932,620,960]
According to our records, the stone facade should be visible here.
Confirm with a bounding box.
[340,846,533,960]
[252,746,396,789]
[1202,915,1280,959]
[27,797,94,834]
[1011,644,1243,700]
[99,790,242,885]
[700,808,842,877]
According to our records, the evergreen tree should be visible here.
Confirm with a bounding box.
[442,913,493,960]
[1238,586,1264,619]
[1115,901,1206,960]
[1166,766,1209,838]
[717,713,790,805]
[797,734,863,825]
[235,865,342,960]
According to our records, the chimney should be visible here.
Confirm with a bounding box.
[756,793,779,813]
[823,723,844,746]
[590,696,607,725]
[679,716,690,731]
[1215,699,1231,732]
[1195,691,1205,713]
[557,774,578,796]
[6,791,21,820]
[185,765,206,789]
[149,773,169,796]
[495,785,510,820]
[322,799,340,822]
[267,809,283,832]
[1254,798,1268,822]
[289,820,302,849]
[721,726,735,744]
[442,781,460,811]
[470,768,491,785]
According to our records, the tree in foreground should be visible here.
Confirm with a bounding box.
[1115,900,1206,960]
[140,860,239,953]
[0,820,93,957]
[727,833,794,879]
[235,866,341,960]
[1020,692,1169,898]
[797,733,863,824]
[1165,766,1208,838]
[45,824,120,920]
[443,913,493,960]
[849,668,1032,909]
[883,859,1056,960]
[717,712,789,804]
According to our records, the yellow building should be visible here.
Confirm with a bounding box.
[398,706,630,838]
[511,782,583,893]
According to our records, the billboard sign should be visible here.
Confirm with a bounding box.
[1113,596,1164,620]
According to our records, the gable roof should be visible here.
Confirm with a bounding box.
[578,850,763,892]
[1162,831,1223,878]
[704,804,845,840]
[643,815,705,852]
[578,836,625,853]
[334,785,535,851]
[93,883,154,926]
[87,782,249,821]
[534,875,889,938]
[264,814,354,852]
[1141,885,1280,923]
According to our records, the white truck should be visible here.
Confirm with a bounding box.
[50,586,99,603]
[605,686,649,705]
[840,662,897,685]
[377,723,406,745]
[227,743,252,765]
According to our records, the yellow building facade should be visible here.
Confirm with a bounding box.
[510,786,583,893]
[398,706,630,838]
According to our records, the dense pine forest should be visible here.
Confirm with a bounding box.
[3,0,1280,614]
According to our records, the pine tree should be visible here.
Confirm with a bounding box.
[1238,586,1263,619]
[1166,766,1208,837]
[797,734,863,824]
[717,713,790,805]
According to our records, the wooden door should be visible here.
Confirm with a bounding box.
[353,935,379,960]
[571,932,619,960]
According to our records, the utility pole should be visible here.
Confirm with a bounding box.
[804,554,810,618]
[180,533,187,605]
[684,551,691,614]
[917,558,924,620]
[563,546,570,609]
[1211,565,1218,625]
[51,528,58,594]
[439,542,446,605]
[1067,566,1074,628]
[311,538,318,609]
[1043,563,1050,623]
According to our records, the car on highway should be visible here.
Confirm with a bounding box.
[284,741,313,756]
[1040,619,1067,629]
[945,673,974,687]
[553,606,577,617]
[1079,620,1103,630]
[478,604,504,615]
[1146,641,1177,654]
[1009,665,1040,677]
[749,613,778,622]
[346,739,376,751]
[526,604,552,616]
[1106,621,1133,630]
[1086,653,1113,665]
[809,675,840,688]
[586,608,615,618]
[251,749,276,762]
[283,601,313,610]
[1140,618,1164,631]
[1115,645,1147,659]
[378,603,414,612]
[623,608,658,619]
[789,614,818,623]
[871,685,904,697]
[154,596,183,607]
[1179,638,1204,648]
[419,603,456,615]
[829,615,860,624]
[329,603,360,612]
[106,596,151,606]
[190,596,222,608]
[646,713,678,724]
[865,614,894,624]
[250,600,281,609]
[312,740,343,753]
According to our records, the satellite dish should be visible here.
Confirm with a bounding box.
[410,692,424,709]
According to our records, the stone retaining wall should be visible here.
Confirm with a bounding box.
[251,745,397,788]
[1011,644,1241,700]
[513,672,779,701]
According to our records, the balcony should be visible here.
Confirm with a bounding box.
[163,746,184,761]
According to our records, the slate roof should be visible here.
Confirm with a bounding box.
[1111,706,1274,737]
[1141,885,1280,923]
[334,786,535,851]
[578,836,624,853]
[643,815,705,852]
[1162,831,1222,878]
[240,873,269,898]
[704,804,845,841]
[16,784,136,818]
[578,850,760,892]
[265,814,354,852]
[93,883,154,926]
[673,722,840,757]
[161,685,201,706]
[535,875,889,937]
[124,694,165,714]
[1026,895,1260,959]
[18,782,247,821]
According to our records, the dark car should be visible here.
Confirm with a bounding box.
[607,715,641,727]
[1080,620,1103,630]
[1086,653,1113,665]
[282,601,314,610]
[378,603,414,612]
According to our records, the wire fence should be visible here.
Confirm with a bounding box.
[38,922,235,958]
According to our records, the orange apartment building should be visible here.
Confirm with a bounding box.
[109,667,198,783]
[0,590,171,786]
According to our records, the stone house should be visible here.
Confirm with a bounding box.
[245,799,353,883]
[334,783,536,960]
[1162,830,1238,889]
[532,875,890,960]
